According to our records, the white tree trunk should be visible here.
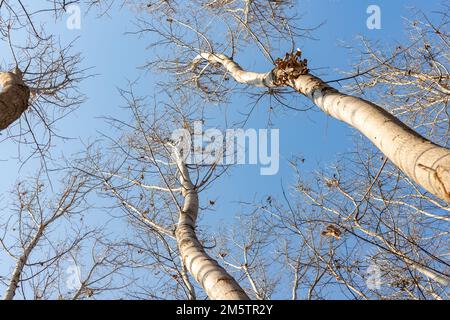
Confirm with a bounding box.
[172,147,250,300]
[193,53,274,87]
[196,53,450,203]
[0,68,30,130]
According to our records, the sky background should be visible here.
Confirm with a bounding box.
[0,0,446,299]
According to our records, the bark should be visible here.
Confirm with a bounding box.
[0,68,30,130]
[172,147,250,300]
[3,226,43,300]
[195,52,450,203]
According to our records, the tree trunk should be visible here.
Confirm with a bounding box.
[172,147,250,300]
[0,68,30,130]
[195,52,450,203]
[3,227,42,300]
[410,263,449,287]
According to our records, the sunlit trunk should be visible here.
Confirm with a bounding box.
[172,147,250,300]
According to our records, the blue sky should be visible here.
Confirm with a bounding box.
[0,0,445,298]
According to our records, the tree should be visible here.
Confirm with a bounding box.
[104,1,449,299]
[0,1,448,301]
[75,87,249,299]
[0,1,88,159]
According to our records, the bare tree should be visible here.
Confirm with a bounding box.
[212,145,448,300]
[65,2,450,300]
[346,8,449,146]
[1,1,448,301]
[126,1,450,203]
[74,87,249,299]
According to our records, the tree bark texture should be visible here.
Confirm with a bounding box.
[172,147,250,300]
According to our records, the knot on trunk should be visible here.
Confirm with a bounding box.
[273,49,309,86]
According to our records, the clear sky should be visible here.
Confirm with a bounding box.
[0,0,445,299]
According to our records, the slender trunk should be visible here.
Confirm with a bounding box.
[196,52,450,203]
[180,260,197,300]
[172,147,249,300]
[0,68,30,130]
[3,227,43,300]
